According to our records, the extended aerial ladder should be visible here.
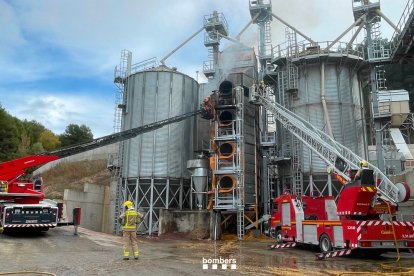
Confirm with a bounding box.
[0,109,202,185]
[0,109,202,231]
[249,86,408,205]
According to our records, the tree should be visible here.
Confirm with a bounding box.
[31,142,45,154]
[0,106,19,161]
[59,124,93,147]
[39,130,61,151]
[14,119,46,156]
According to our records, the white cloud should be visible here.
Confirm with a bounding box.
[0,0,408,139]
[2,90,113,138]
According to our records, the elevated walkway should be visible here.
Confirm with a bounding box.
[390,0,414,63]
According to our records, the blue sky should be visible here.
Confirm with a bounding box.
[0,0,406,137]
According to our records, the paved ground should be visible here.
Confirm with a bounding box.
[1,227,414,276]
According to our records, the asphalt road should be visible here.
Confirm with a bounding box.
[1,227,414,276]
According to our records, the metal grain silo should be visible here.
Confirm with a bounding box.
[120,66,198,234]
[271,42,368,195]
[293,55,366,174]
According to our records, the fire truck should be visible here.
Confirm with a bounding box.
[0,110,201,233]
[249,85,414,258]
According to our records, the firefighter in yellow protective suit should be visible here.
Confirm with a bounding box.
[354,160,369,180]
[119,200,143,260]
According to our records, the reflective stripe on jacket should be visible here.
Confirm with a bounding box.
[122,209,139,231]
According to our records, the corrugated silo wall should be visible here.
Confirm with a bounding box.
[294,60,365,174]
[122,69,198,179]
[226,71,261,206]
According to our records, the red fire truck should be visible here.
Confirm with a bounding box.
[269,169,413,258]
[248,85,413,259]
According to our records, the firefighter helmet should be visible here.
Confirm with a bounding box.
[123,200,133,208]
[359,160,368,168]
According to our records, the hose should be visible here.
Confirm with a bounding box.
[0,272,56,276]
[385,201,400,262]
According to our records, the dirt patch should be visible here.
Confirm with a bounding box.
[40,159,111,199]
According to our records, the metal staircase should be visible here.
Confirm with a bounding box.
[292,137,303,196]
[369,22,390,61]
[249,87,403,204]
[260,20,272,59]
[113,175,124,234]
[237,207,245,240]
[113,50,131,133]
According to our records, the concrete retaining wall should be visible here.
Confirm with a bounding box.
[35,143,118,174]
[64,183,111,233]
[159,209,221,239]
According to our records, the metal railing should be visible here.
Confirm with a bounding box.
[249,0,271,8]
[130,57,158,74]
[203,12,228,34]
[390,0,414,56]
[203,60,215,72]
[204,32,220,45]
[272,41,365,60]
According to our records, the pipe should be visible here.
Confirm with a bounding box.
[346,23,364,49]
[271,12,316,44]
[320,62,334,138]
[217,33,252,48]
[376,9,401,34]
[235,13,260,40]
[326,15,365,52]
[160,26,204,65]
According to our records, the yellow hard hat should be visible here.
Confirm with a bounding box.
[359,160,368,168]
[123,200,133,208]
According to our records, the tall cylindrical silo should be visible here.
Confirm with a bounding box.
[294,57,366,174]
[122,67,198,178]
[120,66,198,233]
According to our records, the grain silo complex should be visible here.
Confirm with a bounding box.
[6,1,414,274]
[108,0,414,241]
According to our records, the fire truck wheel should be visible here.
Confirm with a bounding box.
[275,229,283,244]
[319,234,332,253]
[268,227,275,238]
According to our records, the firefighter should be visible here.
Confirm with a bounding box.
[119,200,143,260]
[201,97,213,119]
[354,159,369,180]
[258,80,265,95]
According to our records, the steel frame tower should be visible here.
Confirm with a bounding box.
[249,0,272,74]
[203,11,228,79]
[352,0,390,171]
[250,0,276,214]
[211,84,245,240]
